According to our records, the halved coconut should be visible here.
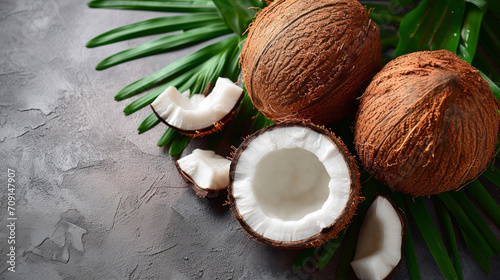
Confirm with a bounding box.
[229,123,360,249]
[176,149,231,197]
[351,195,406,280]
[151,77,244,137]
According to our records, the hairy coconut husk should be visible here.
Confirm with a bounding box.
[228,122,361,249]
[240,0,381,125]
[354,50,500,196]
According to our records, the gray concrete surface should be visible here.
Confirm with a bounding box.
[1,0,500,279]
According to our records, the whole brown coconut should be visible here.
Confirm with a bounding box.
[354,50,500,196]
[240,0,381,125]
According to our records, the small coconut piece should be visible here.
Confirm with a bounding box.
[351,195,406,280]
[176,149,231,197]
[355,50,500,196]
[151,77,244,137]
[229,123,360,249]
[240,0,381,124]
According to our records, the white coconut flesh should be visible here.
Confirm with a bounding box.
[232,126,352,242]
[177,149,231,190]
[151,77,243,131]
[351,196,403,280]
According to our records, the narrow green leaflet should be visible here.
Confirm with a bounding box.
[404,196,458,280]
[466,180,500,228]
[88,0,217,13]
[438,192,496,257]
[157,127,178,147]
[477,13,500,73]
[434,198,463,280]
[252,112,273,132]
[392,193,420,280]
[169,134,190,156]
[474,20,500,84]
[466,0,487,10]
[450,190,500,254]
[114,35,238,100]
[96,23,231,70]
[138,113,160,134]
[86,13,222,48]
[460,228,491,274]
[292,247,319,270]
[212,0,265,36]
[222,38,245,81]
[480,70,500,101]
[360,0,416,53]
[458,4,484,63]
[395,0,465,56]
[123,65,202,115]
[482,166,500,188]
[316,232,344,270]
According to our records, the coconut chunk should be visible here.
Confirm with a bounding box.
[351,195,405,280]
[176,149,231,197]
[229,123,360,249]
[151,77,244,136]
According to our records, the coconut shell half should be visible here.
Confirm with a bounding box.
[151,77,244,137]
[176,149,231,198]
[229,122,361,249]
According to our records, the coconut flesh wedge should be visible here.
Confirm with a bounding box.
[151,77,244,137]
[229,123,360,249]
[176,149,231,197]
[351,195,406,280]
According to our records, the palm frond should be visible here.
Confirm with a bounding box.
[86,13,222,48]
[96,23,231,70]
[88,0,217,13]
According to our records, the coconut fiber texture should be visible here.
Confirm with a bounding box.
[355,50,500,196]
[240,0,381,125]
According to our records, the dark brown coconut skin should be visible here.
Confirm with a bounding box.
[354,50,500,196]
[228,122,361,249]
[151,92,244,138]
[240,0,382,125]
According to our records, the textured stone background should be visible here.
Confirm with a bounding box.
[1,0,500,279]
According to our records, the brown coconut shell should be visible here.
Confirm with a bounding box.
[151,92,244,138]
[354,50,500,196]
[175,161,228,198]
[240,0,382,125]
[228,122,361,249]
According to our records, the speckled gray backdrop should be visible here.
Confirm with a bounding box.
[1,0,499,279]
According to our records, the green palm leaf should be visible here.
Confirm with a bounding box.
[114,35,237,100]
[458,3,485,63]
[88,0,217,13]
[211,0,265,36]
[86,13,222,48]
[96,23,231,70]
[461,227,492,274]
[467,180,500,227]
[434,198,463,280]
[395,0,465,56]
[405,196,458,279]
[123,65,202,115]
